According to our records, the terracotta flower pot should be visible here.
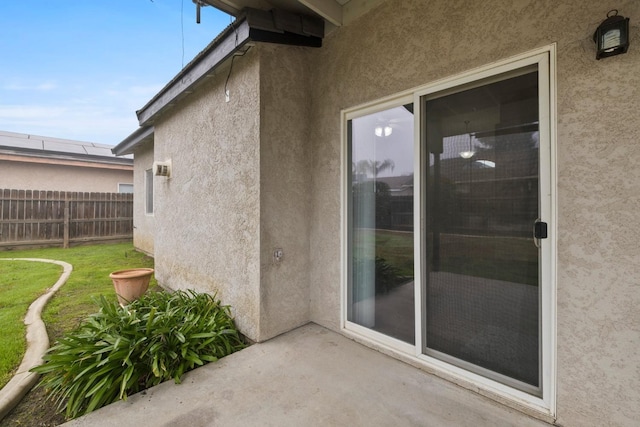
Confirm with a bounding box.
[109,268,154,306]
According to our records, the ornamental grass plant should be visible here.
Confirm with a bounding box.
[32,290,245,419]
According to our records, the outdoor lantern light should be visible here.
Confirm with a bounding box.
[593,10,630,60]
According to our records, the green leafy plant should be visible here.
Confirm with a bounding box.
[351,255,400,300]
[31,290,245,419]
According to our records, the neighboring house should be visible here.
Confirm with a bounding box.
[113,1,640,426]
[0,130,133,193]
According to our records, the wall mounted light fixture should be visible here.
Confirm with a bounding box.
[459,120,475,159]
[374,125,393,137]
[593,10,630,60]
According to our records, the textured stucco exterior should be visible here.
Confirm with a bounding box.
[258,45,313,339]
[131,139,155,256]
[305,1,640,426]
[151,50,263,340]
[135,0,639,425]
[0,160,132,193]
[149,45,314,342]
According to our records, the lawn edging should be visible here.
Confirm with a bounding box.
[0,258,73,421]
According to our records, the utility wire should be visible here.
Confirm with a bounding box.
[181,0,185,68]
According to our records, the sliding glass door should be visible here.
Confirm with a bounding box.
[423,68,542,393]
[345,51,552,400]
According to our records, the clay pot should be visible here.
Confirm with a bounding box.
[109,268,154,306]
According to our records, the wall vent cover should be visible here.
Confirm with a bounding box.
[153,160,171,177]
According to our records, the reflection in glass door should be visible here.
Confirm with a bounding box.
[423,69,542,393]
[347,103,415,344]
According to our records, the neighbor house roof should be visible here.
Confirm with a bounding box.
[0,130,132,170]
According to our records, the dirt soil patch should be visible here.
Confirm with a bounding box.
[1,387,65,426]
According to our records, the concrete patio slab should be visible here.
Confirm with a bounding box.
[64,323,550,427]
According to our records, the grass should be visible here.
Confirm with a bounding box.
[354,229,538,286]
[0,243,156,340]
[0,242,155,426]
[0,261,63,389]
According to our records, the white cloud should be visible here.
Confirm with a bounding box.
[0,78,165,145]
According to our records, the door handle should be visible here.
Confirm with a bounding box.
[533,220,547,248]
[534,221,548,239]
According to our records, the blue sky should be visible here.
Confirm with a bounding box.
[0,1,230,145]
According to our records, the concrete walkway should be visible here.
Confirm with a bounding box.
[64,324,550,427]
[0,258,73,421]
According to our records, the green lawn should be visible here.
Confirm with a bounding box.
[354,229,538,286]
[0,261,63,389]
[0,243,156,390]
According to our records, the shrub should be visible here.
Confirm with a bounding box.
[352,256,399,297]
[32,290,245,419]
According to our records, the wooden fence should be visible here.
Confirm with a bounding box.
[0,189,133,250]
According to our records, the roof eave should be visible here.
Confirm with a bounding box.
[112,126,155,156]
[135,8,323,127]
[0,147,133,166]
[136,17,252,126]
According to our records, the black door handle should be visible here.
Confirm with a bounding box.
[534,221,548,239]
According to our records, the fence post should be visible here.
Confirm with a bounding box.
[63,197,70,248]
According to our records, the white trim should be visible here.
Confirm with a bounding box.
[538,49,557,413]
[144,168,154,216]
[343,94,413,120]
[550,43,558,417]
[344,321,415,355]
[298,0,343,27]
[340,109,348,330]
[341,44,557,419]
[413,90,424,355]
[341,93,413,330]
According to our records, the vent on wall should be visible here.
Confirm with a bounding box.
[153,160,172,177]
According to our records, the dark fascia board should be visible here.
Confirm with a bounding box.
[135,9,323,127]
[112,126,154,156]
[249,27,321,47]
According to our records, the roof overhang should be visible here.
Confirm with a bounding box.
[0,147,133,167]
[118,0,383,154]
[112,126,154,156]
[198,0,354,27]
[0,130,133,166]
[135,8,323,127]
[0,152,132,170]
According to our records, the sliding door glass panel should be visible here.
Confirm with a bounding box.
[348,104,415,344]
[424,69,541,391]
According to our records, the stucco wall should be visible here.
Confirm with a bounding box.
[151,45,314,342]
[131,139,154,256]
[153,49,263,341]
[258,45,313,339]
[306,1,640,426]
[0,160,132,193]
